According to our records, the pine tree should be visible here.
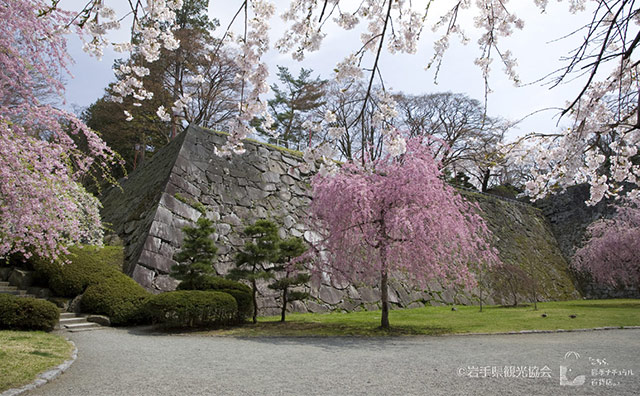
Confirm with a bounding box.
[227,220,280,324]
[171,217,218,289]
[263,66,327,149]
[269,237,309,322]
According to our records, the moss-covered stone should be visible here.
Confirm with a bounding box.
[460,190,580,303]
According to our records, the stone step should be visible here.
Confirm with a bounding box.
[59,317,90,325]
[66,326,105,333]
[0,285,18,291]
[0,281,10,287]
[0,289,26,296]
[60,312,82,319]
[63,322,102,331]
[14,294,37,299]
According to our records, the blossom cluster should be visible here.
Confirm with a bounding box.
[572,198,640,287]
[217,0,276,157]
[509,58,640,205]
[310,138,501,288]
[78,1,184,122]
[1,0,121,261]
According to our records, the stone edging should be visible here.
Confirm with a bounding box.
[0,339,77,396]
[452,325,640,337]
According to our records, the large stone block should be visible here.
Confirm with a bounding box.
[281,154,300,166]
[441,289,456,304]
[262,171,281,184]
[387,287,400,304]
[149,221,175,242]
[286,166,301,180]
[280,175,296,185]
[132,265,155,289]
[8,269,33,289]
[143,236,163,253]
[168,174,201,198]
[87,315,111,327]
[290,300,308,313]
[153,205,174,225]
[138,249,177,273]
[0,267,12,281]
[154,275,180,291]
[159,193,202,222]
[340,299,361,311]
[278,190,292,202]
[358,287,379,303]
[306,300,329,313]
[216,223,232,236]
[318,285,344,305]
[222,213,243,226]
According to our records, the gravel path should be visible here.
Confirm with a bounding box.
[27,328,640,396]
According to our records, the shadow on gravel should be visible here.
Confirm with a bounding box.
[238,336,415,351]
[123,325,207,337]
[121,322,453,342]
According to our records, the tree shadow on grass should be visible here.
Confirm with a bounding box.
[569,302,640,309]
[208,321,450,338]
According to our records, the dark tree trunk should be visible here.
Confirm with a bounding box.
[170,54,183,140]
[481,168,491,192]
[380,267,390,329]
[280,286,288,322]
[531,274,538,311]
[251,279,258,324]
[479,272,484,313]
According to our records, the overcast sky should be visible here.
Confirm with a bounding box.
[63,1,597,142]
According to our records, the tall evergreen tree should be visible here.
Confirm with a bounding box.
[268,237,309,322]
[227,220,281,324]
[264,66,327,149]
[171,217,218,289]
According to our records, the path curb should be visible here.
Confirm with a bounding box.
[0,340,77,396]
[453,325,640,337]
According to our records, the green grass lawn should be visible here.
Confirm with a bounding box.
[199,299,640,337]
[0,331,74,392]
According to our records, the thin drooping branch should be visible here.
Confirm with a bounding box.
[561,1,626,118]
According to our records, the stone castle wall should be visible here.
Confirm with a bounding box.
[101,126,580,315]
[535,185,640,299]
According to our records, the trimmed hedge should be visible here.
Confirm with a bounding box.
[0,294,59,332]
[177,276,253,321]
[144,290,237,328]
[81,274,151,326]
[32,245,125,297]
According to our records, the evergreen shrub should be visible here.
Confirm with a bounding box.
[81,274,151,325]
[144,290,237,328]
[0,294,59,332]
[177,276,253,321]
[32,245,124,297]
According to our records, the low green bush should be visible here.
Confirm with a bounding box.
[219,289,253,321]
[0,294,59,332]
[177,276,253,321]
[30,255,62,287]
[486,184,522,200]
[32,245,124,297]
[144,290,237,328]
[81,274,151,326]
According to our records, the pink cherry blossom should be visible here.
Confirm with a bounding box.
[0,0,120,262]
[310,137,501,327]
[572,199,640,287]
